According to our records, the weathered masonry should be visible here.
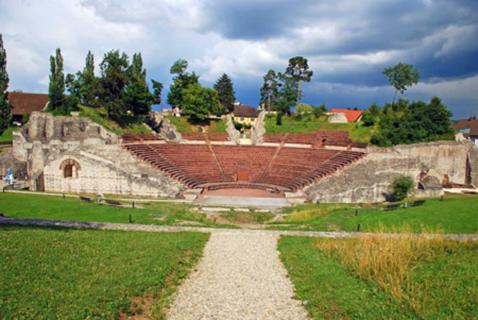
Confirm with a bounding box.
[12,112,477,203]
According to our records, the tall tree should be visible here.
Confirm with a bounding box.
[383,63,419,105]
[151,80,163,105]
[275,73,298,116]
[182,83,223,122]
[170,58,188,76]
[259,70,279,111]
[214,73,235,113]
[285,56,313,103]
[125,53,155,121]
[48,48,66,113]
[0,33,11,134]
[78,51,97,106]
[167,59,199,108]
[97,50,130,122]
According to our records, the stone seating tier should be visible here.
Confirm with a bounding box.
[124,143,366,191]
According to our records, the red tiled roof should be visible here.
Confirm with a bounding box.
[331,108,363,122]
[8,92,49,116]
[233,105,258,118]
[453,118,478,136]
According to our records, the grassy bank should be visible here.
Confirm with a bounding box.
[0,192,232,228]
[272,195,478,234]
[166,116,226,133]
[279,235,478,319]
[79,106,151,136]
[264,115,375,143]
[0,126,19,144]
[0,226,209,319]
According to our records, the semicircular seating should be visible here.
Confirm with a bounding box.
[124,142,366,191]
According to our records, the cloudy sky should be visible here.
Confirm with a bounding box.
[1,0,477,118]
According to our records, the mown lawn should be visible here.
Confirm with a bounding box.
[0,192,232,228]
[0,226,209,319]
[264,115,375,143]
[272,195,478,234]
[279,236,478,320]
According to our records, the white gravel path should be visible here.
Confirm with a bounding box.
[167,230,310,320]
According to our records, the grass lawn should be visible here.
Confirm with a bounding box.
[0,126,19,144]
[279,235,478,319]
[0,192,233,228]
[272,195,478,234]
[0,226,209,319]
[166,116,226,134]
[264,115,375,143]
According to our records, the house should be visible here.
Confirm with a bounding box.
[453,117,478,146]
[8,92,49,124]
[233,105,259,127]
[328,108,363,123]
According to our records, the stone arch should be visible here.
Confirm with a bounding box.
[59,158,81,179]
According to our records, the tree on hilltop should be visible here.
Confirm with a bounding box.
[48,48,66,114]
[97,50,130,122]
[0,33,11,134]
[181,83,223,122]
[285,56,313,104]
[167,59,199,109]
[260,70,279,111]
[78,51,97,106]
[125,53,155,121]
[383,63,419,105]
[214,73,235,114]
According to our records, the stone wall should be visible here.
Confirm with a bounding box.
[304,141,476,203]
[252,111,266,145]
[13,112,184,197]
[470,145,478,185]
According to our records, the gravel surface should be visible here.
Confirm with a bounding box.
[167,230,310,320]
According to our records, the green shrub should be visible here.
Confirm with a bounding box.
[391,175,414,201]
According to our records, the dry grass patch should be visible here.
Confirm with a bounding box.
[315,226,477,317]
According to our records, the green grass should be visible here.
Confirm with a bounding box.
[279,236,478,319]
[0,126,19,144]
[272,195,478,234]
[219,210,275,224]
[0,192,233,228]
[264,115,375,143]
[166,116,227,134]
[0,226,208,319]
[79,106,151,136]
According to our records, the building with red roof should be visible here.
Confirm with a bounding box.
[8,92,49,123]
[329,108,363,123]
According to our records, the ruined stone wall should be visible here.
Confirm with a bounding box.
[305,141,476,203]
[470,145,478,186]
[13,112,184,197]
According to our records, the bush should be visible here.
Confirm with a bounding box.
[276,113,283,126]
[391,175,415,201]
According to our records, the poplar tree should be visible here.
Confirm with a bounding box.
[79,51,97,106]
[0,33,11,133]
[48,48,66,113]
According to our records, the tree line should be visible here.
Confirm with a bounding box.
[259,56,313,124]
[46,49,238,125]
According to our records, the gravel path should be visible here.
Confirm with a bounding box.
[167,230,309,320]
